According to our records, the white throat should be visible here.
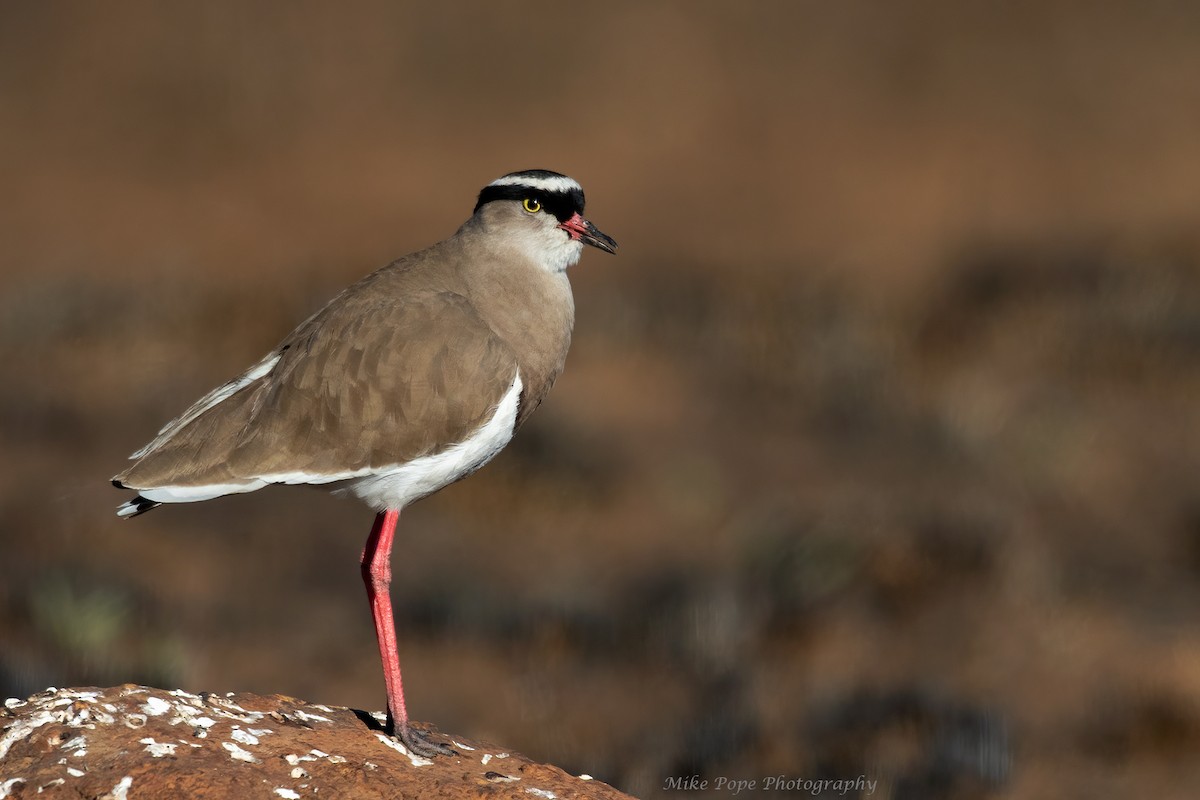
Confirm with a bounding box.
[503,225,584,273]
[540,235,585,273]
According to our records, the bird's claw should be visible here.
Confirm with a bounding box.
[397,722,456,758]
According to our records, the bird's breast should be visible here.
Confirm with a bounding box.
[343,371,523,511]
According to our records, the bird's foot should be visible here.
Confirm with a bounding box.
[395,721,456,758]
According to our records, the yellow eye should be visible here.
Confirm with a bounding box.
[522,198,542,214]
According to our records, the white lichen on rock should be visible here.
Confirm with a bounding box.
[230,727,260,746]
[1,778,28,799]
[142,696,172,716]
[140,737,178,757]
[221,741,259,763]
[2,686,628,800]
[102,775,133,800]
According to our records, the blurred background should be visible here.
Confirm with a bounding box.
[2,2,1199,797]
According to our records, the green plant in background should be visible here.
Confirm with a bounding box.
[24,574,184,688]
[29,576,130,659]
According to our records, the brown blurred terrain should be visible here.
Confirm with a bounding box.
[2,2,1199,797]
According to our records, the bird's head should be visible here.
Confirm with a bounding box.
[473,170,618,273]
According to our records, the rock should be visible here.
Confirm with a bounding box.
[0,686,631,799]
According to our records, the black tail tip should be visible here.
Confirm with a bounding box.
[117,495,161,518]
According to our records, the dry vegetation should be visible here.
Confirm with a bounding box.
[2,3,1199,798]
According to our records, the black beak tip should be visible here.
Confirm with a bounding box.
[584,223,618,255]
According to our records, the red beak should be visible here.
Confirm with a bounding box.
[558,212,618,254]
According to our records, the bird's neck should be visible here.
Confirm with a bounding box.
[452,234,576,425]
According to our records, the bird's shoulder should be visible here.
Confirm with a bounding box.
[222,268,520,473]
[274,277,509,388]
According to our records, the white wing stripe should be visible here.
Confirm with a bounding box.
[139,480,268,504]
[130,352,281,459]
[129,372,523,512]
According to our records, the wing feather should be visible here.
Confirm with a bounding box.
[115,285,518,492]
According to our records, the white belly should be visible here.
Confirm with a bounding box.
[338,372,522,511]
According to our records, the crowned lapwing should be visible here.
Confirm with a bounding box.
[113,169,617,756]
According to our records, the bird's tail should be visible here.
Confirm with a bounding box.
[113,479,162,518]
[116,496,161,518]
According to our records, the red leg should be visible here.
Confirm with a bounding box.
[361,509,452,757]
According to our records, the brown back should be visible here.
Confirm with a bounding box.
[116,219,575,490]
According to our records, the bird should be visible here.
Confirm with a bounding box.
[112,169,617,757]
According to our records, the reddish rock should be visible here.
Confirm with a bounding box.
[0,686,633,799]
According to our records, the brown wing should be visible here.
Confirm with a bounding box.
[116,288,519,490]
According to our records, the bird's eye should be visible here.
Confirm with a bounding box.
[522,198,542,214]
